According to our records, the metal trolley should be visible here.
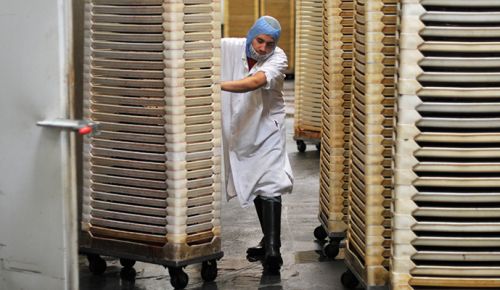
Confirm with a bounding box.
[340,0,398,288]
[393,1,500,289]
[313,0,355,259]
[293,0,324,152]
[80,0,223,289]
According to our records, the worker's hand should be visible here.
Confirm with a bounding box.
[221,72,267,93]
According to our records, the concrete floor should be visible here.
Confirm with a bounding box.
[79,82,352,290]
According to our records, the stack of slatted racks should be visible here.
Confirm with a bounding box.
[82,0,92,233]
[341,0,398,288]
[80,0,223,289]
[313,0,354,259]
[393,0,500,289]
[293,0,324,152]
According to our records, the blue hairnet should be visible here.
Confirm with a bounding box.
[246,16,281,58]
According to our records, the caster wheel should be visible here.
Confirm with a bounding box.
[169,267,188,289]
[87,254,107,275]
[296,140,306,152]
[341,270,359,289]
[201,259,218,282]
[316,143,321,151]
[323,242,340,259]
[120,266,136,281]
[314,225,328,241]
[120,258,136,268]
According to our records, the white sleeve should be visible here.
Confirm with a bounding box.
[220,38,232,82]
[258,48,288,90]
[221,38,245,82]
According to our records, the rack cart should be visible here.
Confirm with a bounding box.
[313,0,355,259]
[340,0,398,288]
[293,0,324,152]
[80,0,223,289]
[393,1,500,289]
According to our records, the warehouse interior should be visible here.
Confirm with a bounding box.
[1,0,498,289]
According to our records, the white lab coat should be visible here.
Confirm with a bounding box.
[221,38,294,208]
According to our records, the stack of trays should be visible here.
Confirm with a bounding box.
[261,0,296,74]
[80,0,222,287]
[343,0,397,288]
[394,0,500,289]
[82,0,91,219]
[294,0,324,148]
[314,0,354,256]
[222,0,258,38]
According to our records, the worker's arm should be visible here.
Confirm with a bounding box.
[221,71,267,93]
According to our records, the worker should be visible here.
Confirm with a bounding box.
[220,16,294,274]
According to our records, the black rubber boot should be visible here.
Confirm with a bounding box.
[246,196,266,262]
[261,197,283,275]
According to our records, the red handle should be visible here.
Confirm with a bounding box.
[78,126,93,135]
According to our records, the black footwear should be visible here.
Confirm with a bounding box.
[263,255,283,275]
[261,197,283,274]
[247,195,266,262]
[246,238,265,262]
[247,196,266,262]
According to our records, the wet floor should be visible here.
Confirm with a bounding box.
[79,97,354,289]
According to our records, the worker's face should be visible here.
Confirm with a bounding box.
[251,34,276,55]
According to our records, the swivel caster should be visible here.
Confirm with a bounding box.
[341,269,359,289]
[322,241,340,259]
[201,259,218,282]
[314,225,328,241]
[87,254,106,275]
[120,266,136,281]
[168,266,188,289]
[296,140,306,152]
